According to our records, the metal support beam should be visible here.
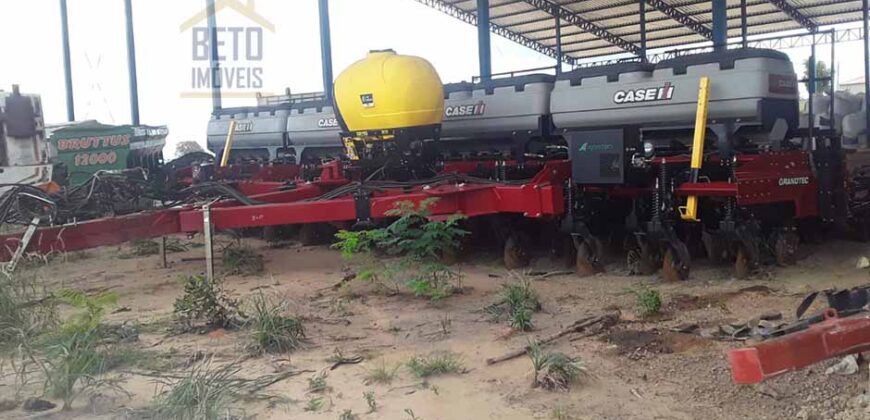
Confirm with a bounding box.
[206,0,221,113]
[645,0,712,40]
[124,0,140,126]
[864,0,870,147]
[524,0,642,55]
[554,14,563,74]
[741,0,748,48]
[712,0,728,50]
[414,0,575,66]
[477,0,492,81]
[639,0,647,60]
[768,0,817,33]
[59,0,75,122]
[318,0,334,100]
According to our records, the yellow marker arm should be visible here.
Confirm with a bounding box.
[679,76,710,222]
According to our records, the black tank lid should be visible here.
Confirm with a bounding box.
[655,48,791,75]
[557,62,655,84]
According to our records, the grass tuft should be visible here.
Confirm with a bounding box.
[528,340,590,392]
[485,278,541,331]
[152,359,240,420]
[248,293,305,354]
[365,360,399,385]
[406,352,463,378]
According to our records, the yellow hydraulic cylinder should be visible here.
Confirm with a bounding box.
[679,76,710,222]
[220,120,237,168]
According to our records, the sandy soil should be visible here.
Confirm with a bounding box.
[2,235,870,420]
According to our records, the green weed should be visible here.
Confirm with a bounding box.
[406,352,463,378]
[627,285,662,317]
[173,275,241,330]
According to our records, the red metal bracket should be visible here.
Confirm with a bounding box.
[728,309,870,384]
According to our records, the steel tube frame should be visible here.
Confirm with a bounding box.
[740,0,748,48]
[318,0,334,100]
[554,13,562,74]
[477,0,492,81]
[206,0,221,112]
[59,0,75,122]
[124,0,140,126]
[864,0,870,147]
[712,0,727,50]
[639,0,647,61]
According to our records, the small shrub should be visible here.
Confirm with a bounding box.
[627,285,662,317]
[308,372,329,393]
[43,289,126,410]
[173,275,240,330]
[339,409,360,420]
[485,279,541,331]
[304,396,325,412]
[248,293,304,354]
[365,361,399,385]
[363,390,377,412]
[333,199,468,301]
[527,340,590,392]
[406,352,463,378]
[222,242,264,276]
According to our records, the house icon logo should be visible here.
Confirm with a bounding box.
[180,0,275,99]
[179,0,275,33]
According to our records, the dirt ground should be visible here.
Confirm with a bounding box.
[2,234,870,420]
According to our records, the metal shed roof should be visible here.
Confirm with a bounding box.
[415,0,867,62]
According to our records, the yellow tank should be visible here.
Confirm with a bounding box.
[334,50,444,134]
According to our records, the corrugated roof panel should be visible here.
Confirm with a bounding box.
[419,0,869,61]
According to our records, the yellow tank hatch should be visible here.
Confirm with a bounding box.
[334,50,444,134]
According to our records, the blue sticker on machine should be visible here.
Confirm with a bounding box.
[360,93,374,108]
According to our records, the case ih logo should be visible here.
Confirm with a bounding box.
[613,83,675,104]
[317,118,338,128]
[235,121,253,132]
[445,101,486,118]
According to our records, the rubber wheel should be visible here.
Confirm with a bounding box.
[503,233,530,269]
[774,232,799,266]
[662,244,690,282]
[575,238,604,277]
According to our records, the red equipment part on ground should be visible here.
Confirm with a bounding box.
[728,309,870,384]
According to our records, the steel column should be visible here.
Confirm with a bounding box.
[318,0,334,100]
[640,0,647,60]
[124,0,140,126]
[809,39,816,143]
[206,0,221,112]
[477,0,492,81]
[59,0,75,122]
[864,0,870,147]
[554,12,562,74]
[740,0,748,48]
[712,0,728,50]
